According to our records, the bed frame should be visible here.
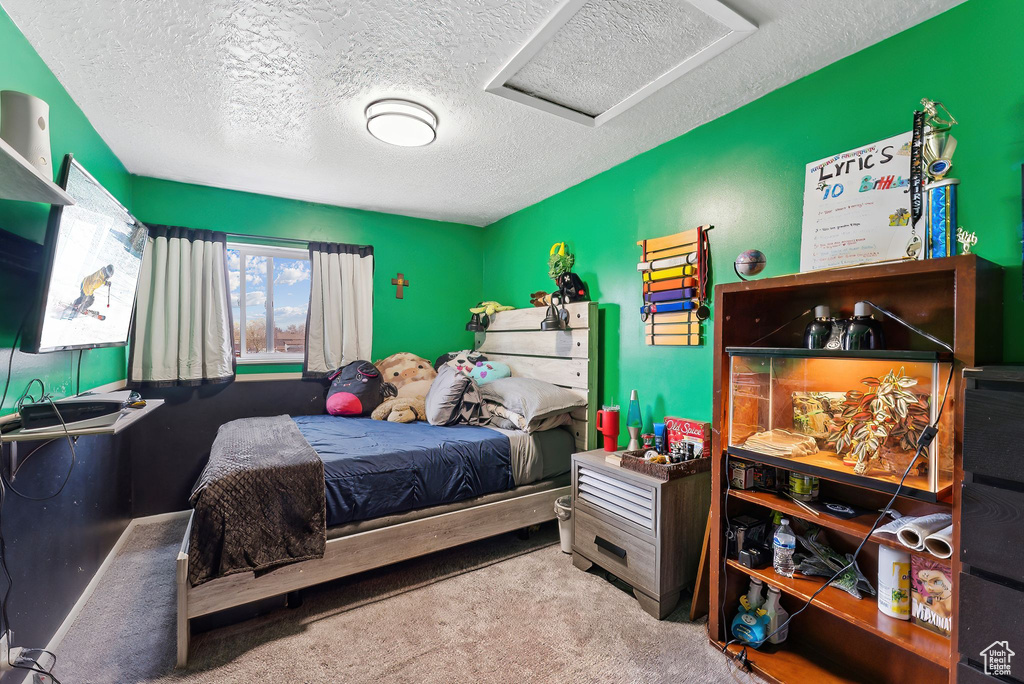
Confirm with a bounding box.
[176,301,598,666]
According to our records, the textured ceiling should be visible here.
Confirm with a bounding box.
[4,0,962,226]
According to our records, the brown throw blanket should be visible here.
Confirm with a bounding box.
[188,415,326,586]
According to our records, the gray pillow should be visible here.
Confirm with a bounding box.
[425,365,472,426]
[479,377,586,432]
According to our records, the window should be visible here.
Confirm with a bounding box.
[227,243,310,363]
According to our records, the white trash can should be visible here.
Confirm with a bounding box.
[554,495,573,554]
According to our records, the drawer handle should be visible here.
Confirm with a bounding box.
[595,535,627,559]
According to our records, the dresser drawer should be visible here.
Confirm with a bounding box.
[574,508,657,594]
[961,482,1024,583]
[575,463,657,532]
[958,572,1024,660]
[964,388,1024,485]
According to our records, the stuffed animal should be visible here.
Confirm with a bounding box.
[372,352,436,422]
[371,397,427,423]
[468,360,511,386]
[470,301,515,317]
[529,291,552,307]
[434,349,488,376]
[326,360,394,416]
[547,242,589,303]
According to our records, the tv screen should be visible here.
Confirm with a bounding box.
[30,155,148,353]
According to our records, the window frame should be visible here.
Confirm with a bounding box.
[228,242,310,364]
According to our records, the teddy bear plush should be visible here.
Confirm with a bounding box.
[371,352,436,422]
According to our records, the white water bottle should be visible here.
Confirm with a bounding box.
[746,577,765,610]
[773,518,796,578]
[764,586,789,644]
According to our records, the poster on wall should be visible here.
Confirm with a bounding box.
[800,131,917,272]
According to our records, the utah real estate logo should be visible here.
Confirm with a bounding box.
[981,640,1015,677]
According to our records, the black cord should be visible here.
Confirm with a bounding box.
[2,394,77,501]
[9,439,60,479]
[746,309,813,348]
[75,350,84,397]
[0,395,70,684]
[863,300,953,353]
[0,313,28,417]
[0,323,64,682]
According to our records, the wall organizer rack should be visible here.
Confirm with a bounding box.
[637,226,710,346]
[708,255,1002,684]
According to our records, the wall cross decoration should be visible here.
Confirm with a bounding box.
[391,273,409,299]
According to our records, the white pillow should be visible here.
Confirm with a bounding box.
[479,377,586,432]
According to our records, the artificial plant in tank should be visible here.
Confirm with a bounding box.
[824,367,930,476]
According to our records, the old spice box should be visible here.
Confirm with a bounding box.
[665,417,711,458]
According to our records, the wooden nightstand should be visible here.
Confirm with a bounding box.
[571,449,711,619]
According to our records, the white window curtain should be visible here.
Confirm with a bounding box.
[304,242,374,377]
[129,225,235,386]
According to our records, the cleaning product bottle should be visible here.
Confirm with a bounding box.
[803,305,833,350]
[842,301,885,350]
[764,585,790,644]
[746,577,765,611]
[772,518,796,578]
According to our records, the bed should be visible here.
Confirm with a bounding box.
[176,301,598,666]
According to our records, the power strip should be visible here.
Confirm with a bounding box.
[0,632,56,684]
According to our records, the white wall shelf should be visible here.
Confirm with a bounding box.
[0,136,74,205]
[1,400,164,443]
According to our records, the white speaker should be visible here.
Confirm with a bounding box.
[1,90,52,174]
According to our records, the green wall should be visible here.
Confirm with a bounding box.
[131,177,481,373]
[481,0,1024,427]
[0,8,133,414]
[6,0,1021,425]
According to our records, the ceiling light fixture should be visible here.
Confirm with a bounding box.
[365,99,436,147]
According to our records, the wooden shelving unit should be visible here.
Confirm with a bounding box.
[0,136,74,205]
[708,255,1004,684]
[727,488,946,559]
[726,559,949,666]
[718,641,864,684]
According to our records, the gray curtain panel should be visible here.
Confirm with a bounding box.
[304,242,374,378]
[129,225,234,386]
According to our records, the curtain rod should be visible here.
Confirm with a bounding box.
[225,233,310,247]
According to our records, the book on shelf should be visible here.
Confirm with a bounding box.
[911,555,953,637]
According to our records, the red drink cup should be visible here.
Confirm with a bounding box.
[596,407,620,452]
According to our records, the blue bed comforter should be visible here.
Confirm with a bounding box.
[291,415,514,527]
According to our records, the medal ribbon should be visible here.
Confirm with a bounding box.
[910,110,925,228]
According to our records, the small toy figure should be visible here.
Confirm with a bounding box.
[730,595,771,648]
[548,242,588,303]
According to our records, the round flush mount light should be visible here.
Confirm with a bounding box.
[365,99,436,147]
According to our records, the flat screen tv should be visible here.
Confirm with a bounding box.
[28,155,148,353]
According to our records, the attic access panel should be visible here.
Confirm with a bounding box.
[486,0,757,127]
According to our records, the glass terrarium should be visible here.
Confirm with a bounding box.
[726,348,954,500]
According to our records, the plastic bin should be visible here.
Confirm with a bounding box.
[554,495,572,553]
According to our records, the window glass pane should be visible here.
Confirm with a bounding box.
[273,257,310,356]
[245,254,268,354]
[227,249,242,357]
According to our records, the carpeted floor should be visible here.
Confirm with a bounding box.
[54,517,758,683]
